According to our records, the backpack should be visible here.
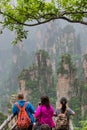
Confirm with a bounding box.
[55,109,69,130]
[16,102,31,129]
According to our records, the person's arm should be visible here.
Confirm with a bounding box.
[28,102,35,114]
[34,106,41,118]
[53,113,57,116]
[68,108,75,116]
[50,105,55,116]
[12,103,19,115]
[54,108,59,117]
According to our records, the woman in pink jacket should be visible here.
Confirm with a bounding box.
[34,96,55,129]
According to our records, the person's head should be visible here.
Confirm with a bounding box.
[60,97,67,113]
[40,124,50,130]
[17,93,24,100]
[41,95,50,108]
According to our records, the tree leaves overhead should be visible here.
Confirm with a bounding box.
[0,0,87,43]
[1,0,87,25]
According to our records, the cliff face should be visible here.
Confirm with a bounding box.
[81,54,87,118]
[56,54,77,106]
[18,50,56,107]
[56,74,70,106]
[36,23,82,73]
[19,80,29,100]
[56,52,87,121]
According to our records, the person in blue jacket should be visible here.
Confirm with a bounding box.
[12,93,35,130]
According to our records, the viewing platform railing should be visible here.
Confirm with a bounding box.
[0,114,17,130]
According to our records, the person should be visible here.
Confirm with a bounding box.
[40,124,50,130]
[34,95,55,130]
[12,93,35,130]
[55,97,75,130]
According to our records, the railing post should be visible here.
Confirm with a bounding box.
[10,122,17,130]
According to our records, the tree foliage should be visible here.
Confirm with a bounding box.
[0,0,87,43]
[57,53,76,75]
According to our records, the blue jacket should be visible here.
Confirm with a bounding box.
[12,100,35,125]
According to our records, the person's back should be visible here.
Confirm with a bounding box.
[12,93,35,130]
[34,96,55,129]
[55,97,75,130]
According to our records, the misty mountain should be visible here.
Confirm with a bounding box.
[0,20,87,113]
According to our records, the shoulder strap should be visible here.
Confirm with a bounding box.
[64,109,68,115]
[23,101,28,109]
[58,107,68,115]
[15,102,21,111]
[16,101,28,111]
[64,107,68,115]
[57,107,61,114]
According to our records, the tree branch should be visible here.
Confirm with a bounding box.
[0,10,87,27]
[62,11,87,16]
[58,16,87,25]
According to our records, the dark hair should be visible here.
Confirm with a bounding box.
[17,93,24,100]
[41,96,50,108]
[40,124,50,130]
[38,102,41,106]
[60,97,67,113]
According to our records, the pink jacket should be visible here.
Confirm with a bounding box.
[34,105,55,128]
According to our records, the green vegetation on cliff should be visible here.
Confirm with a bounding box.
[19,50,56,108]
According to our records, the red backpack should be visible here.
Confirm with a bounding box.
[16,102,31,129]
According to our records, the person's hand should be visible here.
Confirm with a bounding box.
[53,113,57,116]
